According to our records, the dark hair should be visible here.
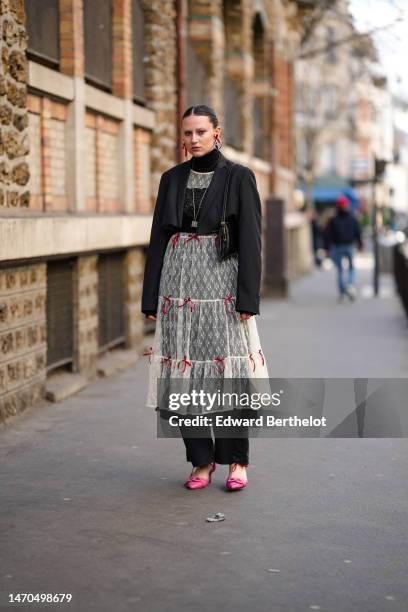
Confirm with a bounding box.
[182,105,219,128]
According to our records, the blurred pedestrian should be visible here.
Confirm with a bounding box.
[324,195,363,301]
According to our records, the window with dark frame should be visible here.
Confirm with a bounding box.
[224,72,242,150]
[252,13,266,159]
[323,85,338,119]
[46,259,74,372]
[326,27,337,64]
[132,0,146,104]
[24,0,60,69]
[98,252,125,353]
[322,141,337,174]
[186,36,210,108]
[84,0,112,91]
[223,0,243,151]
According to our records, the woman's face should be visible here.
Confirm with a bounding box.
[182,115,221,157]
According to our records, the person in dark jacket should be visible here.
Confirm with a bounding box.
[324,195,363,301]
[141,104,269,492]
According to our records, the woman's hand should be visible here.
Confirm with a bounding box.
[147,315,157,321]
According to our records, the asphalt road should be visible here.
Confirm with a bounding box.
[1,254,407,612]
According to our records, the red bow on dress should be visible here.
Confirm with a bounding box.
[184,233,201,246]
[213,356,226,373]
[249,352,256,372]
[177,354,192,373]
[258,349,265,366]
[171,233,181,249]
[177,297,195,312]
[223,294,235,314]
[162,295,173,316]
[161,356,172,368]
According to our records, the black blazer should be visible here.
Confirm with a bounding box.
[141,151,262,316]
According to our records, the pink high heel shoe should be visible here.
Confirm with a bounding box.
[184,463,216,490]
[226,463,248,491]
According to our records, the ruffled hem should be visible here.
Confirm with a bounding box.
[144,328,270,409]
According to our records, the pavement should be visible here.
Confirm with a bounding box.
[1,252,408,612]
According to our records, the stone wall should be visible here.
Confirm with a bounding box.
[73,256,98,378]
[140,0,177,188]
[0,0,30,209]
[0,263,46,422]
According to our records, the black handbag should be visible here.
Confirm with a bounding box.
[216,162,237,261]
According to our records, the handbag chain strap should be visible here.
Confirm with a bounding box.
[220,162,235,227]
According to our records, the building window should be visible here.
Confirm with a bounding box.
[252,12,266,159]
[295,83,304,113]
[298,137,309,173]
[84,0,112,91]
[253,98,264,159]
[224,73,242,150]
[98,253,125,352]
[223,0,243,151]
[323,85,338,119]
[303,84,319,114]
[186,37,209,108]
[24,0,60,68]
[326,27,337,64]
[321,142,337,174]
[46,260,74,372]
[132,0,146,104]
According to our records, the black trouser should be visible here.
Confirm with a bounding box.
[181,432,249,467]
[156,407,249,467]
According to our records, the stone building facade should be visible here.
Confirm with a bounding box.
[294,0,390,217]
[1,0,311,424]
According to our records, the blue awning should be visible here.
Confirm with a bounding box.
[299,177,360,209]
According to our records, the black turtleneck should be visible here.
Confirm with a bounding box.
[190,147,220,172]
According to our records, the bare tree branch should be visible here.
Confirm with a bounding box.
[296,0,337,46]
[298,17,402,59]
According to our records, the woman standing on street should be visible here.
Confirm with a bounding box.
[141,104,269,491]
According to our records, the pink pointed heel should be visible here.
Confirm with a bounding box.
[226,463,248,491]
[184,462,216,490]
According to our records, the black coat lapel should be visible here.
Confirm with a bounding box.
[197,156,227,227]
[176,158,193,227]
[176,152,228,228]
